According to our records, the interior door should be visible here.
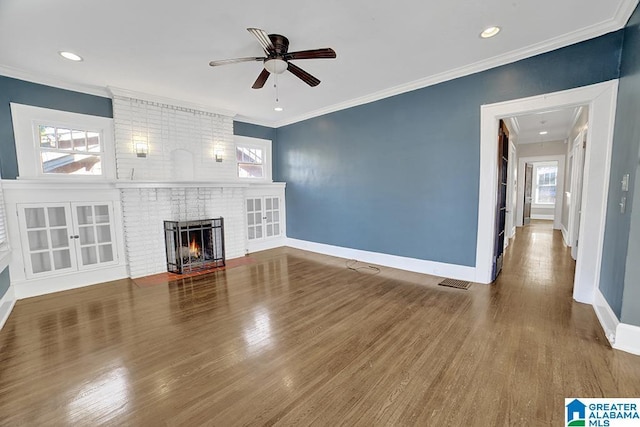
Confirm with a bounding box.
[523,163,533,225]
[491,120,509,281]
[570,130,587,260]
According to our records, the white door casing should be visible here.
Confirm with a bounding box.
[477,80,618,304]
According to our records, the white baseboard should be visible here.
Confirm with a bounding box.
[0,285,16,331]
[561,225,570,247]
[593,289,640,356]
[593,289,619,344]
[286,238,477,282]
[531,214,555,220]
[614,323,640,355]
[14,265,129,299]
[247,236,286,254]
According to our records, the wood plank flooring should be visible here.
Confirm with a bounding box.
[1,221,639,425]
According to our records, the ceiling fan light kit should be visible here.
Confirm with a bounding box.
[209,27,336,89]
[264,58,288,74]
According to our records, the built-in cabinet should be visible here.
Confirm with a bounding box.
[2,181,128,299]
[18,202,118,278]
[246,196,281,240]
[245,184,286,253]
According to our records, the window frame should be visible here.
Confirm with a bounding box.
[234,136,272,182]
[532,161,558,206]
[10,103,115,180]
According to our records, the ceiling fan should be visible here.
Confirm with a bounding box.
[209,28,336,89]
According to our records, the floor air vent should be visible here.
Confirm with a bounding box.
[438,278,472,290]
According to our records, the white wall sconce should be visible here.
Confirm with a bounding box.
[135,141,148,158]
[214,146,224,162]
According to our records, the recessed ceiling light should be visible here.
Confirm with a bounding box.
[539,131,548,135]
[59,51,83,62]
[274,107,283,112]
[480,26,501,39]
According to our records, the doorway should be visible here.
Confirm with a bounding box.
[476,81,618,304]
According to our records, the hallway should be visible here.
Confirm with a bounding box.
[0,220,639,425]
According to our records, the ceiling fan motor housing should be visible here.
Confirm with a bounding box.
[268,34,290,55]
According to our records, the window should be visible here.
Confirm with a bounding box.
[237,146,264,178]
[235,136,272,181]
[38,126,103,175]
[10,103,115,180]
[534,162,558,205]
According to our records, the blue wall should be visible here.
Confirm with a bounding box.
[276,32,623,267]
[234,120,277,142]
[0,267,9,300]
[601,5,640,323]
[0,76,113,179]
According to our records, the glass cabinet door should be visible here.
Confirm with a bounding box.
[18,204,76,277]
[72,203,117,269]
[18,202,118,278]
[264,197,281,238]
[246,198,263,240]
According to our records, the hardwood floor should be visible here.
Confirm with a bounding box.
[1,221,639,425]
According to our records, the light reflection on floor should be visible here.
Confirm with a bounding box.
[68,364,130,424]
[243,307,273,355]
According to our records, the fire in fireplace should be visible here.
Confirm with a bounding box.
[164,218,225,274]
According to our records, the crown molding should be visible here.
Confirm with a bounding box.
[273,3,635,128]
[507,117,521,136]
[615,0,640,25]
[233,115,277,128]
[0,64,110,98]
[570,106,584,130]
[108,87,238,118]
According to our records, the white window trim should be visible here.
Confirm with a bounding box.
[10,103,116,180]
[532,161,558,207]
[234,135,272,182]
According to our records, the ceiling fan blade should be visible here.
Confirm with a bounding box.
[252,69,271,89]
[284,48,336,60]
[209,57,264,67]
[287,62,320,87]
[247,28,274,54]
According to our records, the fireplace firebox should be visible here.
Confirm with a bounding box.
[164,218,225,274]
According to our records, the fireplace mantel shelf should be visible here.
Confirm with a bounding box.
[0,179,285,190]
[115,181,286,189]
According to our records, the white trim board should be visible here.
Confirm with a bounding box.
[13,265,128,299]
[615,324,640,355]
[594,289,620,344]
[593,289,640,356]
[477,80,618,307]
[561,225,570,247]
[531,214,555,220]
[286,238,476,283]
[0,284,16,331]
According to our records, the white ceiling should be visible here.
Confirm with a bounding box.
[509,107,583,144]
[0,0,636,127]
